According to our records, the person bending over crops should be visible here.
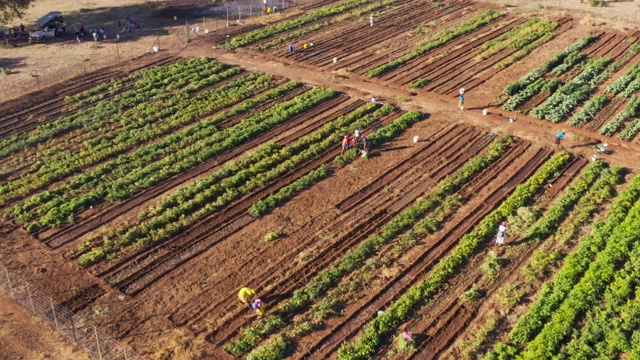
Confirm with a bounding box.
[360,137,371,159]
[238,287,257,305]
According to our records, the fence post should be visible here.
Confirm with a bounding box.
[50,298,59,331]
[27,283,35,312]
[70,316,77,342]
[95,326,103,360]
[4,267,13,299]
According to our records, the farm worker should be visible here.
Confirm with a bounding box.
[76,35,81,43]
[496,221,506,245]
[354,129,361,141]
[341,134,351,156]
[238,287,257,305]
[288,43,295,53]
[268,7,272,13]
[555,132,565,147]
[361,137,371,158]
[273,5,278,12]
[303,43,309,49]
[370,15,374,27]
[459,88,465,96]
[93,31,98,41]
[251,298,265,318]
[372,96,376,103]
[458,94,465,110]
[263,0,268,12]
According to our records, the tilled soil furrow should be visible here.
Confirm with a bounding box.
[318,1,468,71]
[303,146,552,359]
[386,16,526,84]
[43,90,346,249]
[294,1,467,66]
[409,157,586,359]
[205,126,490,348]
[98,110,405,295]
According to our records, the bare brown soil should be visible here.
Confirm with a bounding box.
[3,0,640,359]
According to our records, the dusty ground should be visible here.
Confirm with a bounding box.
[0,0,240,101]
[0,292,92,360]
[3,0,640,359]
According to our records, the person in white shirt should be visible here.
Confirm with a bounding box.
[496,221,506,245]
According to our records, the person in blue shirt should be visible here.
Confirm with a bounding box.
[556,132,565,147]
[458,94,465,110]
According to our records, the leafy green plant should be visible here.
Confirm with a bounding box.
[460,284,482,302]
[338,152,571,360]
[264,232,280,243]
[366,10,503,77]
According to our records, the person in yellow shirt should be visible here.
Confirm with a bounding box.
[238,287,257,305]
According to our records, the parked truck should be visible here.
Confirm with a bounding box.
[28,11,65,44]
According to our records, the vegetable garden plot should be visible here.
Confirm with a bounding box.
[6,1,640,357]
[500,30,640,140]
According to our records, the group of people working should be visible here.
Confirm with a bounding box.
[341,129,371,158]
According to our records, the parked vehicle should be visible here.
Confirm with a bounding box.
[28,11,65,44]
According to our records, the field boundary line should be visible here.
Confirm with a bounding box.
[0,264,138,360]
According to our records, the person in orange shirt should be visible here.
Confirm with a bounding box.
[341,134,351,156]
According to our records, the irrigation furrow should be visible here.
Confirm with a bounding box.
[43,89,347,249]
[108,111,407,296]
[303,147,553,359]
[206,126,493,347]
[408,157,588,359]
[167,120,455,331]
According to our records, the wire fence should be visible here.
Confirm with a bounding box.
[174,0,297,49]
[3,35,161,101]
[0,265,138,360]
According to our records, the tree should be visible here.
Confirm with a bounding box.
[0,0,33,24]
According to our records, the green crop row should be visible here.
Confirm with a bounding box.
[228,0,369,48]
[519,196,640,358]
[252,0,389,51]
[503,35,595,96]
[248,165,330,217]
[530,57,612,122]
[9,82,323,231]
[506,173,640,345]
[365,10,503,77]
[618,118,640,141]
[0,58,229,160]
[561,248,640,359]
[227,135,515,356]
[8,80,301,227]
[338,151,572,359]
[483,165,621,359]
[476,18,557,61]
[600,95,640,136]
[568,94,608,126]
[76,104,399,266]
[606,62,640,96]
[64,82,110,105]
[495,31,556,69]
[525,160,606,242]
[0,68,256,207]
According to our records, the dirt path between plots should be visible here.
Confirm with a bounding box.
[177,42,640,171]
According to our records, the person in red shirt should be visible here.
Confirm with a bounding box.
[341,134,351,156]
